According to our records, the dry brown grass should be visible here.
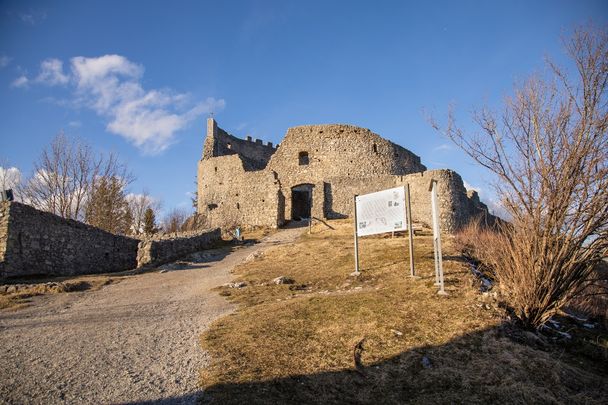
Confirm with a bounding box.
[200,220,608,404]
[0,274,122,310]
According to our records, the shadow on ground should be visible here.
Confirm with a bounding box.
[127,325,607,405]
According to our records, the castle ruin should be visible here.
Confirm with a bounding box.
[197,118,492,232]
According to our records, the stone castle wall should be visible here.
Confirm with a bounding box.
[136,228,221,268]
[267,124,426,182]
[0,201,139,278]
[322,170,489,231]
[202,119,276,170]
[197,155,282,229]
[0,202,223,278]
[0,202,10,267]
[196,119,495,232]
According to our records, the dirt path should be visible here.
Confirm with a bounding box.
[0,227,303,404]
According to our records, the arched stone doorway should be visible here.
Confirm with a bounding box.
[291,184,313,220]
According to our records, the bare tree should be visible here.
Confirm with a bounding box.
[162,207,190,234]
[127,191,161,235]
[433,26,608,329]
[21,133,133,221]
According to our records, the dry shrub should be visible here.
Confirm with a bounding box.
[456,216,608,329]
[454,216,506,279]
[435,26,608,329]
[569,261,608,326]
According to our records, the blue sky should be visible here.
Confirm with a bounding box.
[1,0,607,217]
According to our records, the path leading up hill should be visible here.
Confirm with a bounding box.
[0,226,304,404]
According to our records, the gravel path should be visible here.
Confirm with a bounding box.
[0,227,303,404]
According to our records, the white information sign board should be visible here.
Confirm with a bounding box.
[355,186,406,237]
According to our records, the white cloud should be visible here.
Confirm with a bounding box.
[433,143,452,152]
[463,180,509,220]
[10,75,29,88]
[12,58,69,88]
[0,166,22,192]
[15,54,225,154]
[19,10,47,25]
[463,180,479,193]
[36,58,69,85]
[0,56,12,68]
[68,120,82,128]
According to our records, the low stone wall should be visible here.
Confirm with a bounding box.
[0,202,223,278]
[0,202,139,278]
[136,228,221,268]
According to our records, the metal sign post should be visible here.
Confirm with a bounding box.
[430,180,447,295]
[353,195,360,275]
[405,184,416,278]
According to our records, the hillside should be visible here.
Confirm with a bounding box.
[200,220,607,404]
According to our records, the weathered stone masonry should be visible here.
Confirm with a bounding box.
[136,228,221,268]
[0,201,139,278]
[0,201,221,278]
[197,119,493,232]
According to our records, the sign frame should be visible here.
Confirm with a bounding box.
[352,185,416,277]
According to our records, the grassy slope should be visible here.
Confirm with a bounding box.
[200,220,607,404]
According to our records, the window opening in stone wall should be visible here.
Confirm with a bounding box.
[298,151,309,165]
[236,203,240,210]
[373,143,377,153]
[208,203,218,210]
[227,143,232,149]
[214,167,217,172]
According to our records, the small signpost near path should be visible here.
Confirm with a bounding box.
[353,186,416,277]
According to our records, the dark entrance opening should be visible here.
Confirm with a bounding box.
[291,184,313,220]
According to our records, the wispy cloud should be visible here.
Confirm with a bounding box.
[19,9,47,25]
[463,180,479,193]
[0,166,22,191]
[10,58,69,88]
[0,56,12,68]
[68,121,82,128]
[36,58,69,85]
[11,75,29,88]
[463,180,509,220]
[15,54,226,154]
[433,143,452,152]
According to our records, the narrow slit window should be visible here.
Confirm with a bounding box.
[298,151,309,165]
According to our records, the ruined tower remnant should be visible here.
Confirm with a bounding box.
[197,118,492,232]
